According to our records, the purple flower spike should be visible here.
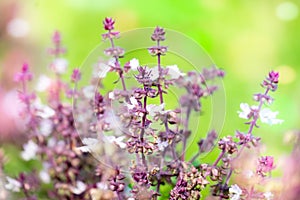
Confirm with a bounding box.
[48,31,65,56]
[103,17,115,31]
[268,71,279,84]
[52,31,61,45]
[71,68,81,83]
[151,26,166,41]
[22,62,29,73]
[261,70,279,91]
[14,63,33,83]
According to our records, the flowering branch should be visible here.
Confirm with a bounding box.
[4,17,285,200]
[218,71,281,199]
[102,17,127,93]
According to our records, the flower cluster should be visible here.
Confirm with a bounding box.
[1,17,284,200]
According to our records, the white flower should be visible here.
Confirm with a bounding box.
[238,103,255,119]
[21,140,39,161]
[70,181,86,195]
[97,58,115,78]
[77,138,99,153]
[39,170,50,184]
[149,66,160,81]
[39,106,55,119]
[98,63,111,78]
[51,58,68,74]
[96,182,108,190]
[39,163,50,184]
[166,65,185,79]
[47,138,57,148]
[259,108,284,125]
[40,119,53,137]
[35,75,51,92]
[146,65,184,81]
[104,136,127,149]
[126,97,139,110]
[104,110,123,136]
[229,184,242,200]
[82,85,95,99]
[4,177,21,192]
[129,58,139,71]
[34,99,55,119]
[146,103,165,117]
[107,58,117,66]
[264,191,273,200]
[108,92,115,100]
[244,170,254,179]
[238,103,283,125]
[157,138,168,151]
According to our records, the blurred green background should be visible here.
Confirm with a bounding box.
[1,0,300,193]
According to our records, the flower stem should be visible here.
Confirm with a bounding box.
[140,86,148,170]
[213,150,225,167]
[108,30,127,93]
[181,105,191,161]
[247,88,269,134]
[157,49,164,104]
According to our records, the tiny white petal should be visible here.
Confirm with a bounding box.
[149,66,160,81]
[126,97,139,109]
[97,58,114,78]
[166,65,185,79]
[57,140,65,146]
[107,58,117,66]
[238,103,251,119]
[157,138,168,151]
[34,99,55,119]
[146,103,165,117]
[260,108,284,125]
[96,182,108,190]
[104,110,123,135]
[82,85,96,99]
[130,97,138,105]
[38,106,55,119]
[229,184,242,200]
[21,140,39,161]
[264,191,273,200]
[77,138,102,153]
[4,177,21,192]
[47,138,56,147]
[129,58,139,71]
[40,119,53,137]
[115,136,127,149]
[71,181,86,195]
[98,64,111,78]
[108,92,115,100]
[51,58,68,74]
[244,170,254,179]
[39,162,51,184]
[77,146,91,153]
[39,170,50,184]
[43,106,55,118]
[35,75,51,92]
[82,138,98,145]
[104,136,126,149]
